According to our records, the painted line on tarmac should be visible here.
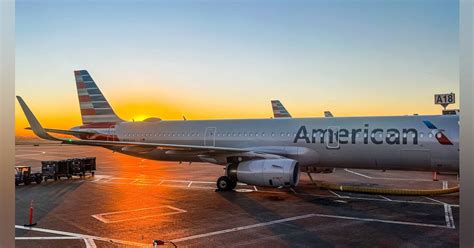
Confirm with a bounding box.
[172,212,455,243]
[84,237,97,248]
[15,225,149,247]
[171,214,317,243]
[344,169,373,179]
[328,190,348,198]
[92,205,187,224]
[424,196,448,205]
[444,204,456,228]
[378,195,392,201]
[15,236,83,240]
[344,169,434,182]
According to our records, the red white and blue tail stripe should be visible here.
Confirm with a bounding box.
[74,70,123,125]
[271,100,292,118]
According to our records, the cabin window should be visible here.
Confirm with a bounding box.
[238,132,241,136]
[271,132,275,137]
[255,133,259,137]
[249,133,253,137]
[420,133,424,138]
[262,132,265,137]
[379,133,383,138]
[244,132,247,137]
[403,133,407,138]
[371,133,375,138]
[428,133,433,138]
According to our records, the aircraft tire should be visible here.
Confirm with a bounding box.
[217,176,235,191]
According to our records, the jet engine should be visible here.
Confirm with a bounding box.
[227,159,300,187]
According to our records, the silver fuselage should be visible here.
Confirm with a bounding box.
[109,115,459,172]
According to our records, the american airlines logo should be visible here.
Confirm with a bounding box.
[293,121,453,146]
[422,120,453,145]
[293,125,419,145]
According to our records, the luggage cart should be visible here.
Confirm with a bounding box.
[41,160,73,181]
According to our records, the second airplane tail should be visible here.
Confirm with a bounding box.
[74,70,124,125]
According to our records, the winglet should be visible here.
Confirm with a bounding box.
[16,96,60,141]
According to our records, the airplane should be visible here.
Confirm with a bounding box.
[17,70,460,191]
[271,100,335,118]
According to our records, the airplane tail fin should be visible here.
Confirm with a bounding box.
[271,100,292,118]
[74,70,124,125]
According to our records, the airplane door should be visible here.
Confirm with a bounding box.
[204,127,216,147]
[325,126,339,149]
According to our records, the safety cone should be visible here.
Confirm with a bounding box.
[24,200,37,227]
[433,171,439,181]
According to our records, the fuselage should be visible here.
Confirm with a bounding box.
[100,115,459,172]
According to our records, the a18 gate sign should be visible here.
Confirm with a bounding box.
[434,93,455,109]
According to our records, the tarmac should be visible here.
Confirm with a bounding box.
[15,144,459,247]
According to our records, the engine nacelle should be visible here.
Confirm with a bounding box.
[227,159,300,187]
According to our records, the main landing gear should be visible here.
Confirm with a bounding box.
[216,163,238,191]
[216,176,237,191]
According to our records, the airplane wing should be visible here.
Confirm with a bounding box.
[271,100,292,118]
[25,127,96,136]
[17,96,255,154]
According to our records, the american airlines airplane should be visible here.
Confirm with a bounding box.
[17,70,459,191]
